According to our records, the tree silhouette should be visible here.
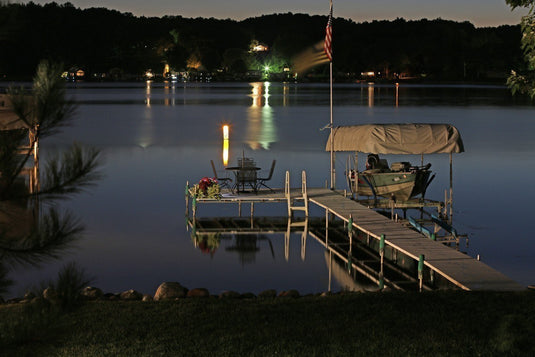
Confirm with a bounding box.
[506,0,535,98]
[0,60,102,298]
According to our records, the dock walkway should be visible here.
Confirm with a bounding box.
[306,188,524,291]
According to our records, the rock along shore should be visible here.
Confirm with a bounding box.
[2,282,352,305]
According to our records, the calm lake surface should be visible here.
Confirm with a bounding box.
[5,81,535,297]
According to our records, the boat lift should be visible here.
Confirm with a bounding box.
[325,123,465,244]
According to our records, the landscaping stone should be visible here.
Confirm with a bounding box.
[258,289,277,298]
[142,294,153,302]
[187,288,210,298]
[154,282,188,301]
[81,286,104,300]
[120,289,143,301]
[23,291,36,300]
[43,287,57,301]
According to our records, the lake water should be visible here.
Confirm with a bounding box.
[4,81,535,297]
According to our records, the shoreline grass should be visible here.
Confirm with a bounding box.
[2,290,535,356]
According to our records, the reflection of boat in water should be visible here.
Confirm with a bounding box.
[324,251,380,292]
[326,123,464,202]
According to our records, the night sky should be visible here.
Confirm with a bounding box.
[23,0,528,27]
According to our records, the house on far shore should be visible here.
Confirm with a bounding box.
[0,93,21,130]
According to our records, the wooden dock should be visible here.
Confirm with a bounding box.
[306,188,524,291]
[186,185,525,291]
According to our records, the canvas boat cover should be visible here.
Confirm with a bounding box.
[325,123,464,154]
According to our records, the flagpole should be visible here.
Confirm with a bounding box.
[328,0,334,190]
[330,61,334,190]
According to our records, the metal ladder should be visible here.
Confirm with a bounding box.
[285,170,309,217]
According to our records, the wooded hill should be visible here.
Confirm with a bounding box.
[0,2,522,81]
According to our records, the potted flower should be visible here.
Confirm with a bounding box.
[193,177,221,199]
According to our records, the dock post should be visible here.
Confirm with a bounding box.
[250,202,254,218]
[192,195,197,218]
[348,215,353,259]
[286,171,292,217]
[325,209,329,245]
[380,234,385,290]
[285,218,290,261]
[380,234,385,265]
[418,254,425,292]
[301,170,309,217]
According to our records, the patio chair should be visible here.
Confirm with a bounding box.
[256,160,276,192]
[210,160,232,190]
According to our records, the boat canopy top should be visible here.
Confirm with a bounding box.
[325,123,464,154]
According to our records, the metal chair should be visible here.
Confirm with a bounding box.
[210,160,232,190]
[256,160,276,192]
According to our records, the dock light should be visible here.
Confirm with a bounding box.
[222,125,229,166]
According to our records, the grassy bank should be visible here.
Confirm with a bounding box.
[2,291,535,356]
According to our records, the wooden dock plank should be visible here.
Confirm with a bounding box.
[306,188,524,291]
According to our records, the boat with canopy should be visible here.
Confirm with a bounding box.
[325,123,464,202]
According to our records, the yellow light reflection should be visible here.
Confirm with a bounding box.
[223,139,229,166]
[368,83,374,108]
[395,82,399,107]
[246,82,277,150]
[145,80,152,107]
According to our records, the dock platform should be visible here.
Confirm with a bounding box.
[186,186,525,291]
[306,188,524,291]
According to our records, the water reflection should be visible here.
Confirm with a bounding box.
[164,81,176,106]
[187,216,454,292]
[368,83,374,108]
[145,80,152,107]
[0,147,80,296]
[246,82,277,150]
[5,82,535,296]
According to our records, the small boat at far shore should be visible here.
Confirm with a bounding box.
[326,123,464,202]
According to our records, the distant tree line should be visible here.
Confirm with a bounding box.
[0,2,523,82]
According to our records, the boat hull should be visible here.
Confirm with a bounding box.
[352,170,431,201]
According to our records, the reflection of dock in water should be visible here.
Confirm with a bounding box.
[187,216,451,291]
[186,184,525,291]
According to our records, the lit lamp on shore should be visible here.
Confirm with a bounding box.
[223,125,229,166]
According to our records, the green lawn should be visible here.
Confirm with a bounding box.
[2,291,535,356]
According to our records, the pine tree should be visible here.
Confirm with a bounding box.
[0,60,101,298]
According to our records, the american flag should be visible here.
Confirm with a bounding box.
[323,0,333,62]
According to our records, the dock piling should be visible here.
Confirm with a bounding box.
[418,254,425,292]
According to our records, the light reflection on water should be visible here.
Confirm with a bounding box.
[5,82,535,297]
